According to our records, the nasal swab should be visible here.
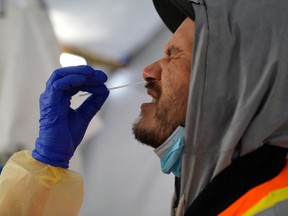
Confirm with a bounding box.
[79,80,146,96]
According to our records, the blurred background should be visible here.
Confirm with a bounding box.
[0,0,174,215]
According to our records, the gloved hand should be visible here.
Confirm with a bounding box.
[32,65,109,168]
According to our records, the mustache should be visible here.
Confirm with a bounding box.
[145,80,162,99]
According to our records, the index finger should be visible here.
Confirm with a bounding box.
[46,65,108,89]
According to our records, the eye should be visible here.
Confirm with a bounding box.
[162,49,171,60]
[162,47,174,60]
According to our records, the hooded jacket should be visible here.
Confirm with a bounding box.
[153,0,288,214]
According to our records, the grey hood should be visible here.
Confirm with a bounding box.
[153,0,288,212]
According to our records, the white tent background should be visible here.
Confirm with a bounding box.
[0,0,61,154]
[0,0,174,215]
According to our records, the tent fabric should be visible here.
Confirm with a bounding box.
[0,0,103,170]
[0,0,61,155]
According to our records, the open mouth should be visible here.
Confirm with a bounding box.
[140,91,158,110]
[147,88,160,102]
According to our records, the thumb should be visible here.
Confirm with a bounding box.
[77,90,109,121]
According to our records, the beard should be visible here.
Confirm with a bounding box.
[132,82,186,149]
[132,110,180,149]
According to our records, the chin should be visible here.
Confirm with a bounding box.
[132,121,175,149]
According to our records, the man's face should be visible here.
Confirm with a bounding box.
[132,18,195,148]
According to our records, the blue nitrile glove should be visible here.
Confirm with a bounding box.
[32,65,109,168]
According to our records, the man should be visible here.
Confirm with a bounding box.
[0,0,288,216]
[132,17,193,148]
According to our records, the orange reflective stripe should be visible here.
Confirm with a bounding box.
[243,187,288,215]
[219,160,288,216]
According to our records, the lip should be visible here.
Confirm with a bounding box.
[147,89,158,99]
[140,86,159,110]
[141,102,155,110]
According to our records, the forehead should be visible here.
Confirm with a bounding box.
[165,18,195,51]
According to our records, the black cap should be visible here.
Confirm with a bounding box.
[153,0,195,33]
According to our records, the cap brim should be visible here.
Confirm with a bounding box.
[153,0,195,33]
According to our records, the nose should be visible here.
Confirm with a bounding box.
[142,60,161,82]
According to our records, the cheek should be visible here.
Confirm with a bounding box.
[155,61,190,123]
[158,84,188,120]
[161,79,189,121]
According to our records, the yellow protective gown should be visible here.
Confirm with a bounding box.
[0,150,83,216]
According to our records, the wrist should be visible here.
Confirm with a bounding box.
[32,147,70,168]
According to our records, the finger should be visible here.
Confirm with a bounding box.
[66,84,109,97]
[77,88,109,121]
[46,65,108,89]
[52,74,87,91]
[78,85,109,95]
[56,65,107,81]
[44,74,87,103]
[52,71,110,92]
[46,66,95,87]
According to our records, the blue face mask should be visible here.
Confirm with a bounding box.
[154,127,185,178]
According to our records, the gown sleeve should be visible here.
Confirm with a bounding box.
[0,150,84,216]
